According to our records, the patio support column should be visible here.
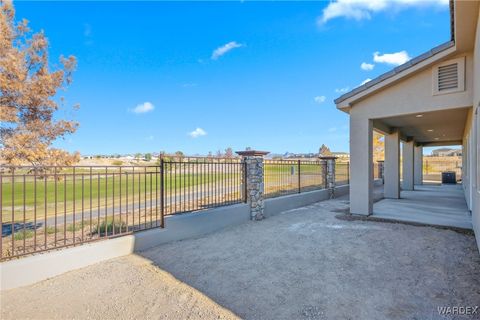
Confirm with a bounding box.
[384,129,400,199]
[402,140,415,191]
[349,115,373,215]
[414,145,423,185]
[236,150,269,221]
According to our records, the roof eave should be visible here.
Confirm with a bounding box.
[334,40,455,108]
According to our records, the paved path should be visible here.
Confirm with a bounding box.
[373,184,472,229]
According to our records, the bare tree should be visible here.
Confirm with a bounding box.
[174,151,184,161]
[0,1,79,167]
[224,147,233,158]
[318,144,332,157]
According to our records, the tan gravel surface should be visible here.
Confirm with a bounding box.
[0,254,239,320]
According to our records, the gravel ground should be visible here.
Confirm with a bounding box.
[0,254,238,320]
[2,195,480,320]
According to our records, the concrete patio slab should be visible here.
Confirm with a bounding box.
[373,184,472,229]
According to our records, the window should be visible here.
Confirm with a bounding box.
[432,57,465,95]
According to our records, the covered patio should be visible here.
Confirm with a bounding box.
[368,106,473,229]
[334,5,477,229]
[373,184,472,230]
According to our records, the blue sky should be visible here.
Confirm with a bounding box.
[15,0,450,156]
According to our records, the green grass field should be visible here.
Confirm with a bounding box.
[1,163,347,223]
[1,172,238,222]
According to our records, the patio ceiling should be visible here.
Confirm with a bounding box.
[374,107,470,146]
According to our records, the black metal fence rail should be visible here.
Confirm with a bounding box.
[162,159,244,215]
[1,158,348,260]
[264,159,326,198]
[335,162,350,186]
[0,159,244,261]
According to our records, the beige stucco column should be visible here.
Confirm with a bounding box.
[414,145,423,185]
[349,115,373,215]
[384,130,400,199]
[402,140,415,191]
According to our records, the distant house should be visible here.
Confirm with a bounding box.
[431,148,462,157]
[331,152,350,159]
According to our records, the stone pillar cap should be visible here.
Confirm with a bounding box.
[235,150,270,157]
[319,156,338,160]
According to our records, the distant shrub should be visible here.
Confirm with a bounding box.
[66,222,85,232]
[93,218,126,236]
[112,160,123,166]
[13,230,35,241]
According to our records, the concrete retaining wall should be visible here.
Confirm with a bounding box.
[1,204,250,291]
[264,185,349,217]
[1,184,360,291]
[133,203,250,252]
[0,235,135,291]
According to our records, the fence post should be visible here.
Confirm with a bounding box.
[160,156,165,228]
[236,150,269,221]
[377,160,384,184]
[297,160,301,193]
[347,162,350,184]
[320,156,337,199]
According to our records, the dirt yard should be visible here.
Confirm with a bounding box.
[2,194,480,320]
[0,254,238,320]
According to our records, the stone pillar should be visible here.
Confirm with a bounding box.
[402,140,415,191]
[320,156,337,199]
[414,145,423,185]
[384,129,400,199]
[349,115,373,215]
[236,150,269,221]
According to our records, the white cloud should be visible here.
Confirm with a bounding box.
[189,127,207,138]
[83,23,93,46]
[318,0,448,24]
[182,83,198,88]
[373,50,411,66]
[360,78,372,86]
[211,41,244,60]
[335,87,350,94]
[314,96,326,104]
[145,135,154,141]
[361,62,374,71]
[131,102,154,114]
[328,127,337,133]
[84,23,92,37]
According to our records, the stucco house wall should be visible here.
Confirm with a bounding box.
[337,1,480,251]
[472,6,480,250]
[348,52,474,120]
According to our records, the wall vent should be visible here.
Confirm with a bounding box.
[432,56,465,95]
[437,63,458,91]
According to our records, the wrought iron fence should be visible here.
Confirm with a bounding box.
[335,162,350,186]
[0,159,244,260]
[264,160,326,198]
